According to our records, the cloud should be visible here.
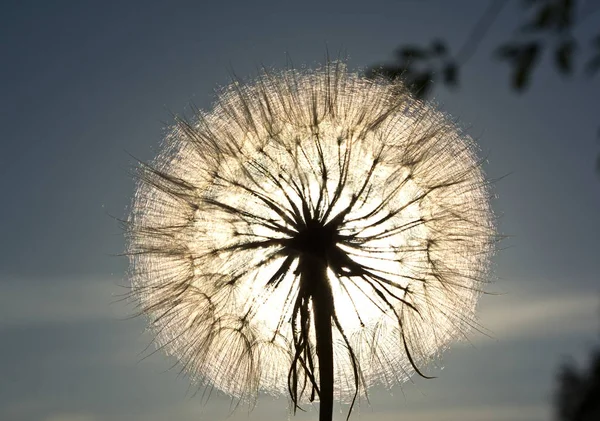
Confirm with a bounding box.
[44,415,97,421]
[0,277,126,329]
[125,399,549,421]
[2,276,597,343]
[472,285,600,343]
[367,404,549,421]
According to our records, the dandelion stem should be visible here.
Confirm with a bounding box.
[300,255,334,421]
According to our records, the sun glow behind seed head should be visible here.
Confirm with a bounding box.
[127,63,495,405]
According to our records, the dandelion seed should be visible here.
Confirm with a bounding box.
[126,61,496,421]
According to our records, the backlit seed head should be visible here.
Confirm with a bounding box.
[126,61,496,409]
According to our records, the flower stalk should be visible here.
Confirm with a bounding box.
[300,255,334,421]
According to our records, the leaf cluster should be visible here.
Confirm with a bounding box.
[555,345,600,420]
[496,0,599,91]
[366,0,600,174]
[367,0,599,95]
[365,38,458,99]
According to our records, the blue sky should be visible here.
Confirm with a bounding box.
[1,1,599,420]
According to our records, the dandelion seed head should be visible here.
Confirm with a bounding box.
[127,63,495,406]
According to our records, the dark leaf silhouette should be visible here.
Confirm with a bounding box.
[555,39,576,75]
[496,42,541,91]
[410,72,434,98]
[556,359,584,420]
[556,0,574,31]
[555,348,600,420]
[443,62,459,87]
[365,64,434,99]
[397,45,428,60]
[365,38,456,99]
[522,0,574,32]
[365,64,407,81]
[431,39,448,56]
[554,301,600,420]
[514,44,540,90]
[524,3,555,31]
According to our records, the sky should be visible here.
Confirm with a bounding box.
[1,1,599,420]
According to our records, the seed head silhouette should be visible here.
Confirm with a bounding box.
[126,61,496,421]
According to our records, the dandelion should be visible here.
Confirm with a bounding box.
[126,61,496,421]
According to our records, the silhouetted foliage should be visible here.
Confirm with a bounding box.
[365,39,458,99]
[366,0,600,173]
[554,347,600,420]
[496,41,541,90]
[367,0,599,95]
[494,0,583,88]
